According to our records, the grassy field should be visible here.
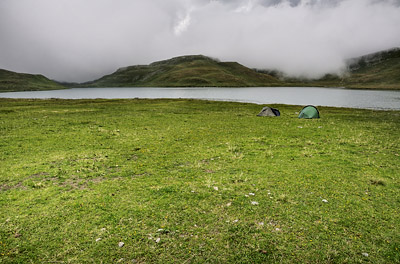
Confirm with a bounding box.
[0,99,399,263]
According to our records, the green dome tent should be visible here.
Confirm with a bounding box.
[298,105,320,119]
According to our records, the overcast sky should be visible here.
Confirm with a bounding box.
[1,0,400,82]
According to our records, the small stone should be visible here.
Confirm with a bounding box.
[249,193,255,196]
[118,242,125,248]
[322,199,328,203]
[155,238,161,243]
[96,238,102,242]
[362,252,369,257]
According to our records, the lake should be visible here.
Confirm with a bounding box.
[1,87,400,110]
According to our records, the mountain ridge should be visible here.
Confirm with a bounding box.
[79,55,281,88]
[341,47,400,89]
[0,69,65,92]
[1,48,399,92]
[78,48,400,90]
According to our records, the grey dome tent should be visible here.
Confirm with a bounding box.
[257,107,280,117]
[298,105,320,119]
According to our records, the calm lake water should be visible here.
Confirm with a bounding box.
[1,87,400,110]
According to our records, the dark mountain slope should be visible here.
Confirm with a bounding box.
[80,55,281,87]
[343,47,400,89]
[0,69,65,92]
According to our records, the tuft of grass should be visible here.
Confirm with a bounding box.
[0,98,399,263]
[370,179,386,186]
[277,194,289,203]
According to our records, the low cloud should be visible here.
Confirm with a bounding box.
[0,0,399,82]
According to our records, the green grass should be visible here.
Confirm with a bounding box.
[0,69,65,92]
[1,99,399,263]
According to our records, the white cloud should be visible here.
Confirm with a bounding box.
[174,11,192,36]
[0,0,399,82]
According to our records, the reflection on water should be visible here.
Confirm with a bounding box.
[1,87,399,110]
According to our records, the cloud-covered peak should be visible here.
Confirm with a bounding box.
[0,0,399,82]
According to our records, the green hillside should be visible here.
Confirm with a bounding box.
[296,47,400,89]
[80,50,400,90]
[2,48,399,91]
[342,47,400,89]
[0,69,65,92]
[80,55,281,87]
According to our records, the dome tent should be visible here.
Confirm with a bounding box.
[298,105,320,119]
[257,106,280,117]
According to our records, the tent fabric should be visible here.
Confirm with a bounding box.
[257,107,280,117]
[298,105,320,119]
[271,108,281,116]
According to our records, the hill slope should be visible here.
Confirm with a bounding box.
[80,55,281,87]
[295,47,400,89]
[2,48,398,91]
[80,50,400,89]
[343,47,400,89]
[0,69,65,92]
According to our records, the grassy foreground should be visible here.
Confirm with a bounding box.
[0,99,399,263]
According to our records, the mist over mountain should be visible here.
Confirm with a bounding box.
[77,47,400,90]
[1,0,400,82]
[1,47,399,91]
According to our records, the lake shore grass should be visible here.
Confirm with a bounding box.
[1,98,399,263]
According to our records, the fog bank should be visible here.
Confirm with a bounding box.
[0,0,399,82]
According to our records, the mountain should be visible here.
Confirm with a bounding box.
[79,49,400,89]
[79,55,281,87]
[261,47,400,89]
[305,47,400,89]
[1,48,398,92]
[342,47,400,89]
[0,69,65,92]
